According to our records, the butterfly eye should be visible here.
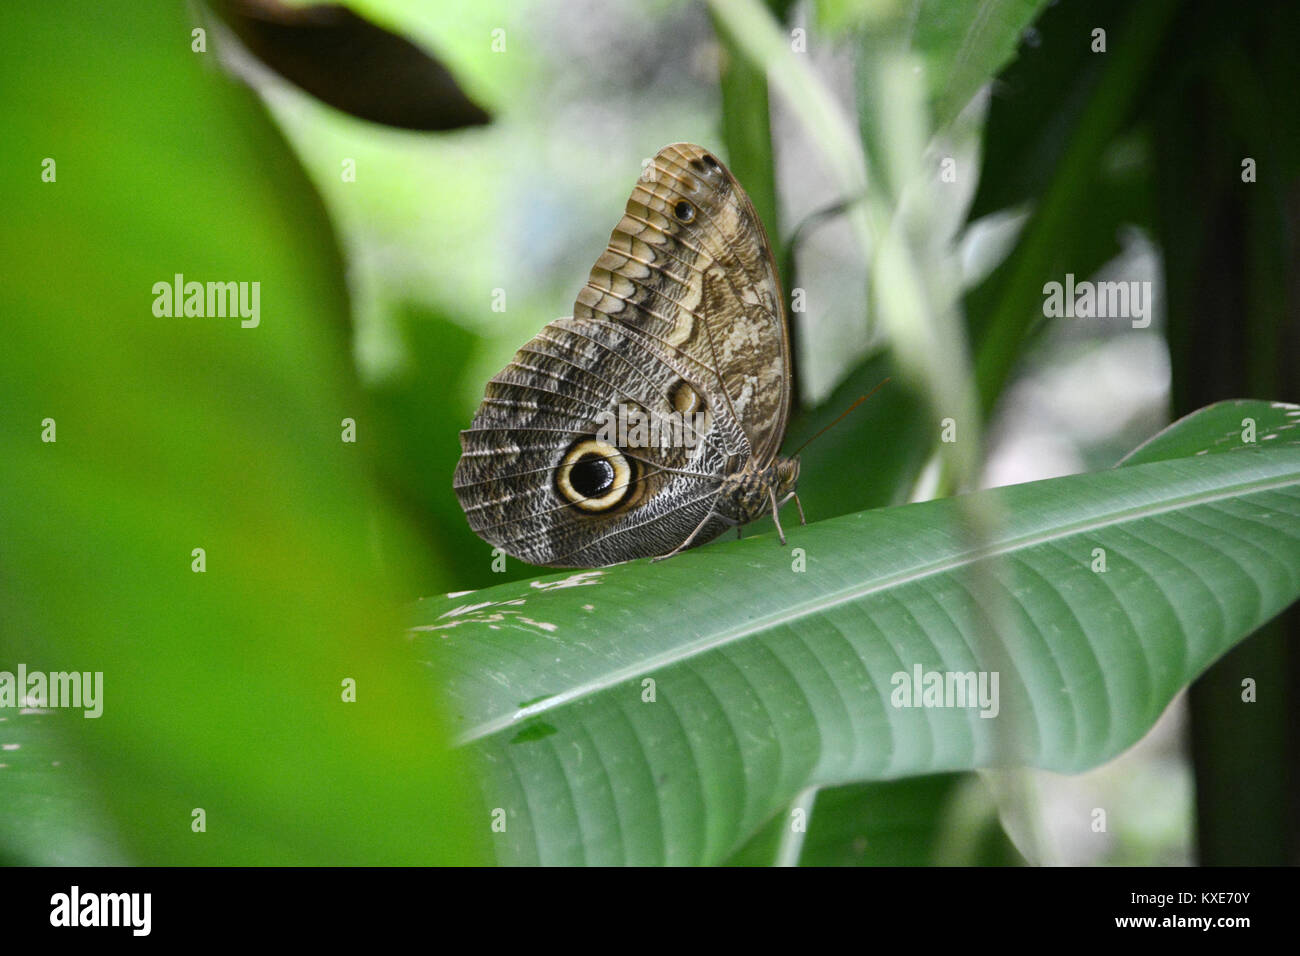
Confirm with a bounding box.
[673,200,696,223]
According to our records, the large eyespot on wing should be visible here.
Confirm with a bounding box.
[571,143,793,465]
[554,438,637,512]
[452,317,738,568]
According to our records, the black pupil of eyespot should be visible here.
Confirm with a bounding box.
[702,155,718,169]
[675,201,694,221]
[570,454,615,498]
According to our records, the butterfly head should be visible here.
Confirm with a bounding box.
[772,456,800,501]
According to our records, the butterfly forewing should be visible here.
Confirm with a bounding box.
[574,143,791,463]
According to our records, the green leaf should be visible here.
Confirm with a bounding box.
[411,414,1300,864]
[0,706,126,866]
[914,0,1050,131]
[725,773,1023,865]
[811,0,1052,130]
[1121,399,1300,466]
[710,3,783,277]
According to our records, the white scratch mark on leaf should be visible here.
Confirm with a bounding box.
[530,570,605,591]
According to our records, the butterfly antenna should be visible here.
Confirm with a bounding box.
[789,377,890,457]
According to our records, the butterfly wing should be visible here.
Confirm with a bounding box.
[454,316,740,566]
[453,143,790,567]
[575,142,792,463]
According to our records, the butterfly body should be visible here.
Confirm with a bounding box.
[454,143,800,568]
[716,457,800,526]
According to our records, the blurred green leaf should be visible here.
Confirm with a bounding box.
[362,302,504,592]
[726,773,1023,865]
[0,1,484,864]
[812,0,1051,130]
[713,0,982,490]
[914,0,1050,130]
[711,2,784,275]
[784,352,933,516]
[964,0,1178,414]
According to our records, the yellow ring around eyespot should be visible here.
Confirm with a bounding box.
[669,379,701,416]
[557,439,632,512]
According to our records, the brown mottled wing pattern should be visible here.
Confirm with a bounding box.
[575,143,791,462]
[453,143,790,567]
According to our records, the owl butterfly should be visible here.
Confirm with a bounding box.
[454,143,802,568]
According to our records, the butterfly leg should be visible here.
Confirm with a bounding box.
[775,490,806,528]
[768,487,788,546]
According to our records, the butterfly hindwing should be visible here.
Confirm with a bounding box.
[454,316,737,566]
